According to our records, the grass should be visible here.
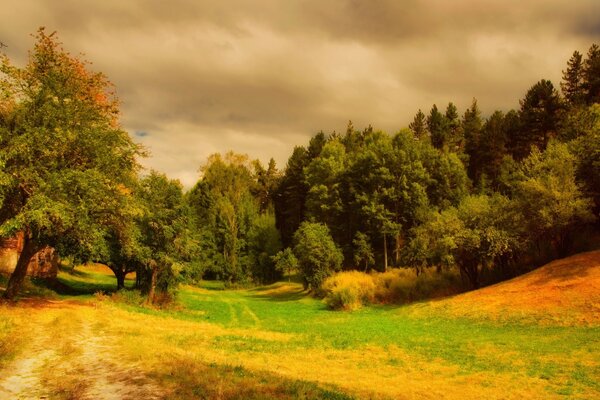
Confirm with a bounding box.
[1,254,599,399]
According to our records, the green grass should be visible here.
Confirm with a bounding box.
[4,267,599,398]
[116,282,599,397]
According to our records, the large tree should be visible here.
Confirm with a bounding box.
[514,141,595,257]
[0,29,142,299]
[561,50,585,107]
[513,80,563,160]
[293,222,342,290]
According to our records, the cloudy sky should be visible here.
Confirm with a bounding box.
[1,1,599,187]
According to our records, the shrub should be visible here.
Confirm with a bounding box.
[323,267,464,310]
[322,271,375,310]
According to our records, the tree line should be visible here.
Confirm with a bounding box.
[1,29,598,301]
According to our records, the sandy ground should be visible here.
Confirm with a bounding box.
[0,300,164,400]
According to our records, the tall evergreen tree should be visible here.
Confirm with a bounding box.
[273,147,309,247]
[478,111,508,189]
[445,102,462,152]
[561,50,585,106]
[462,99,483,182]
[427,104,446,149]
[409,109,427,139]
[583,44,600,105]
[514,80,562,160]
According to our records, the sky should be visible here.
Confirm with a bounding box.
[1,0,599,187]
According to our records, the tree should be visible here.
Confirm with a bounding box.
[353,232,374,272]
[247,212,282,283]
[569,104,600,218]
[478,111,508,189]
[136,172,192,303]
[561,50,585,106]
[192,152,260,284]
[293,222,342,290]
[408,194,523,289]
[0,28,142,299]
[513,80,563,160]
[583,44,600,105]
[409,109,427,139]
[253,158,279,212]
[445,102,462,151]
[427,104,446,149]
[462,99,483,181]
[273,146,309,247]
[271,248,298,282]
[514,141,595,257]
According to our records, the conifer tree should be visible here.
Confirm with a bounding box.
[462,99,483,181]
[583,44,600,104]
[409,109,427,139]
[561,50,585,106]
[427,104,446,149]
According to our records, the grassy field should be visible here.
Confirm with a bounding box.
[1,253,599,399]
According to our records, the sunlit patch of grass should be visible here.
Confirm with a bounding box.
[2,252,600,399]
[54,264,134,296]
[0,305,27,366]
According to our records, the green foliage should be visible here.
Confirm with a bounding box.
[407,194,523,288]
[135,172,192,301]
[247,212,282,283]
[583,44,600,104]
[409,109,427,139]
[513,141,595,257]
[293,222,343,290]
[0,28,143,298]
[561,50,585,106]
[513,79,563,160]
[352,232,374,271]
[272,248,298,281]
[565,104,600,217]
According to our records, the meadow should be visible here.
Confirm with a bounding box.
[1,252,599,399]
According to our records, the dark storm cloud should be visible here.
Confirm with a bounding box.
[1,1,599,186]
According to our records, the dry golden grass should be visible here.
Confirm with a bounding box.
[414,250,600,325]
[323,267,463,310]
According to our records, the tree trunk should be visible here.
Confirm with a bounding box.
[115,267,125,290]
[394,233,403,266]
[3,236,38,300]
[383,233,388,272]
[146,260,158,304]
[462,262,480,290]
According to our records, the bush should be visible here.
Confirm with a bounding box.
[323,268,464,310]
[322,271,375,310]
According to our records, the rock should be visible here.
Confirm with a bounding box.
[0,233,58,278]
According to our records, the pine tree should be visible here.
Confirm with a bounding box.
[515,80,563,160]
[409,109,427,139]
[479,111,508,189]
[583,44,600,105]
[427,104,446,149]
[462,99,483,182]
[445,102,462,151]
[561,50,585,106]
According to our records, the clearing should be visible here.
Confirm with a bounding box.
[1,251,599,399]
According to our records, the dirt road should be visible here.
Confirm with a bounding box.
[0,300,163,400]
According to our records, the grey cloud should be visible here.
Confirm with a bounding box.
[1,1,599,187]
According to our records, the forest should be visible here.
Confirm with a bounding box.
[0,28,599,304]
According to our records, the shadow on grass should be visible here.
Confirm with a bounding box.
[248,282,311,302]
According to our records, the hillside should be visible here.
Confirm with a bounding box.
[413,250,600,325]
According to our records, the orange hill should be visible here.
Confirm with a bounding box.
[413,250,600,326]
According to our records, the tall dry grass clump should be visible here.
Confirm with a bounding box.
[323,268,464,310]
[322,271,376,310]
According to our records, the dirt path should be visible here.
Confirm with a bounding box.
[0,302,164,400]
